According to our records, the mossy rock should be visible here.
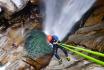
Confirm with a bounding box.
[24,30,53,59]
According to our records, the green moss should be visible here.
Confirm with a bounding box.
[24,30,53,59]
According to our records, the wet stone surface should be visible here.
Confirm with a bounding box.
[0,0,104,70]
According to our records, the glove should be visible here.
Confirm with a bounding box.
[66,57,70,61]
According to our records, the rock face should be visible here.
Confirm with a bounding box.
[67,0,104,52]
[0,0,104,70]
[0,0,29,19]
[0,3,42,31]
[0,3,50,70]
[0,0,39,19]
[30,0,39,5]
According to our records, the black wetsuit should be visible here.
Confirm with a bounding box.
[50,38,68,60]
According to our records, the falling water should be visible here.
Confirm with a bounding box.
[43,0,96,41]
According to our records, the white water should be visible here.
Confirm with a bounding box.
[43,0,96,41]
[0,62,11,70]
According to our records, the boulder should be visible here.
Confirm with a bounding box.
[0,0,29,19]
[24,30,53,69]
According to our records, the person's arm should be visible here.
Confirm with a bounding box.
[48,43,53,48]
[55,40,60,44]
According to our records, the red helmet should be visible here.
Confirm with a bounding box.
[47,35,52,42]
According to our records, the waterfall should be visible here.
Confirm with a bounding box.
[42,0,96,40]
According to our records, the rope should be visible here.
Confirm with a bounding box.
[59,43,104,66]
[61,43,104,57]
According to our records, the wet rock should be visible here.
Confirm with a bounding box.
[85,6,104,26]
[0,0,29,19]
[24,30,52,59]
[30,0,40,5]
[0,3,42,31]
[0,0,40,19]
[23,30,53,69]
[67,0,104,52]
[0,2,46,69]
[67,23,104,52]
[0,29,52,70]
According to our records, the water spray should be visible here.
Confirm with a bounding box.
[43,0,96,41]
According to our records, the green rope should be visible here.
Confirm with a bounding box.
[60,45,104,66]
[60,43,104,57]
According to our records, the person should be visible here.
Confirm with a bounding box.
[47,35,70,64]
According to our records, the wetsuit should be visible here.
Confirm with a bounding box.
[50,37,68,60]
